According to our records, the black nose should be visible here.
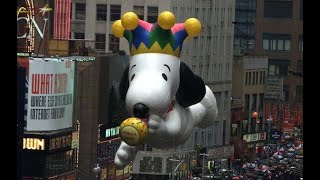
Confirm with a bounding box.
[133,103,149,118]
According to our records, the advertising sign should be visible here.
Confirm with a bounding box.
[71,131,79,149]
[27,59,75,131]
[132,151,193,175]
[49,133,72,151]
[23,138,45,150]
[271,130,281,140]
[265,77,283,100]
[207,145,234,159]
[97,137,122,162]
[243,132,266,143]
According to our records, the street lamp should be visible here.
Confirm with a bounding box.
[93,163,101,180]
[199,153,209,180]
[266,116,273,166]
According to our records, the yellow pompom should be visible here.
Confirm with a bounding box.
[185,18,201,37]
[121,12,139,30]
[112,20,125,38]
[120,117,148,146]
[158,11,176,30]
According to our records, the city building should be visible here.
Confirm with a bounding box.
[17,1,82,179]
[75,53,130,179]
[17,56,81,180]
[233,0,257,55]
[231,0,303,160]
[255,0,303,106]
[230,55,268,160]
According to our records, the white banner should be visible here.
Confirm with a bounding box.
[27,60,75,131]
[207,145,234,159]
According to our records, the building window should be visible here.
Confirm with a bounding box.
[75,3,86,20]
[252,72,255,85]
[74,32,84,39]
[299,35,303,51]
[224,91,229,112]
[268,59,289,76]
[215,92,221,109]
[110,5,121,21]
[244,94,250,112]
[109,34,119,51]
[258,93,264,113]
[208,133,212,145]
[245,72,249,85]
[201,131,205,146]
[259,71,263,84]
[134,6,144,20]
[194,132,198,145]
[263,71,266,84]
[296,86,303,103]
[46,150,74,177]
[263,33,291,51]
[300,0,303,20]
[297,60,303,73]
[95,33,106,51]
[213,121,219,145]
[264,0,293,19]
[96,4,107,21]
[283,85,289,102]
[256,71,258,84]
[192,64,196,71]
[248,72,251,85]
[251,94,257,112]
[147,6,158,23]
[222,120,226,145]
[70,33,85,55]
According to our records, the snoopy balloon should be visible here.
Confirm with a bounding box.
[112,11,218,169]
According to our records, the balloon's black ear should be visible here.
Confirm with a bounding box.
[119,65,129,101]
[176,61,206,108]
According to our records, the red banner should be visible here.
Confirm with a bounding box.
[264,102,303,122]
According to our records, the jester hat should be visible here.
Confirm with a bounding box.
[112,11,201,57]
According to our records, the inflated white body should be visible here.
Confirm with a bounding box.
[114,53,218,169]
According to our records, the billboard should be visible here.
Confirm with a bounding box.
[207,145,234,159]
[26,59,75,131]
[243,132,266,143]
[265,77,283,100]
[97,137,122,162]
[132,150,193,175]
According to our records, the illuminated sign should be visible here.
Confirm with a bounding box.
[243,132,266,143]
[105,126,120,138]
[97,137,121,161]
[17,16,48,39]
[72,131,79,149]
[23,138,45,150]
[17,4,52,52]
[17,52,31,57]
[49,134,72,150]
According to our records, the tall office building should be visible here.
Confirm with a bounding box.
[230,0,303,160]
[255,0,303,105]
[233,0,257,55]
